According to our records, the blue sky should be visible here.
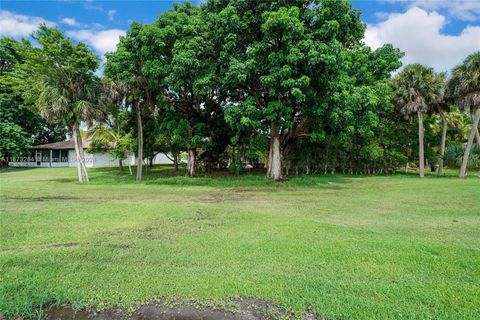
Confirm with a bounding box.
[1,0,480,71]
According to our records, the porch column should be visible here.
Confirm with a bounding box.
[49,149,52,167]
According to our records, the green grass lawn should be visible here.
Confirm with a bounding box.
[0,166,479,319]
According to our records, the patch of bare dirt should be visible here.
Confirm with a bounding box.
[39,298,321,320]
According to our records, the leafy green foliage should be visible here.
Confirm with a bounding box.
[448,51,480,112]
[19,26,102,127]
[0,122,31,159]
[392,64,444,118]
[0,37,67,160]
[87,124,133,164]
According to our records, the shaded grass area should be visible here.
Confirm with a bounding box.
[0,166,479,319]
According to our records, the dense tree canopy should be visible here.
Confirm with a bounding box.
[1,0,479,179]
[0,37,67,162]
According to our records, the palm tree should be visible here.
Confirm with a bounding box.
[22,25,102,182]
[448,52,480,178]
[393,64,444,178]
[88,124,133,171]
[92,77,133,171]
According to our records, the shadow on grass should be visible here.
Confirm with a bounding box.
[394,167,479,179]
[79,166,356,189]
[0,167,38,173]
[15,165,477,189]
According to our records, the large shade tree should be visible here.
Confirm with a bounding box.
[393,64,444,178]
[12,26,102,182]
[152,2,228,177]
[0,37,68,164]
[207,0,367,180]
[448,51,480,178]
[307,44,403,175]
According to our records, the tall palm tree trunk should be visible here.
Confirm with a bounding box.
[72,122,89,182]
[418,111,425,178]
[460,108,480,178]
[135,103,143,182]
[438,112,447,176]
[471,111,480,147]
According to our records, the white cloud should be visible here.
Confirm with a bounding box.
[365,7,480,71]
[84,0,103,12]
[0,10,55,38]
[60,17,79,26]
[108,10,116,21]
[67,29,125,56]
[413,0,480,21]
[380,0,480,21]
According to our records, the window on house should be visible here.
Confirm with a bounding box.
[61,150,69,162]
[52,150,60,162]
[41,150,50,162]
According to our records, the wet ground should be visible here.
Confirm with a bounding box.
[39,298,320,320]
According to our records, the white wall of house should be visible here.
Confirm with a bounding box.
[10,151,173,168]
[151,153,173,165]
[67,150,137,168]
[8,161,51,167]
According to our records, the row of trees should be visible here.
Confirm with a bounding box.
[103,0,404,182]
[1,0,479,182]
[393,57,480,179]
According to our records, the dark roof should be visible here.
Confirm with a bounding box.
[30,139,91,150]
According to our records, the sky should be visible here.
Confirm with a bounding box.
[1,0,480,72]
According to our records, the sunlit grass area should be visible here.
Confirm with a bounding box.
[0,166,479,319]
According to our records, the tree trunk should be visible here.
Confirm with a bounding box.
[187,148,196,177]
[475,125,480,147]
[324,143,330,175]
[173,153,179,171]
[438,113,447,176]
[136,104,143,183]
[460,108,480,178]
[266,138,273,177]
[270,133,282,180]
[472,111,480,147]
[418,111,425,178]
[72,122,89,182]
[149,157,153,167]
[119,159,124,172]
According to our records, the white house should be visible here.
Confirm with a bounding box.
[8,139,173,168]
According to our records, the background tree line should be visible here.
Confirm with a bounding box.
[1,0,479,182]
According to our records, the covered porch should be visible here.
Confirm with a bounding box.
[8,140,89,167]
[8,149,70,167]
